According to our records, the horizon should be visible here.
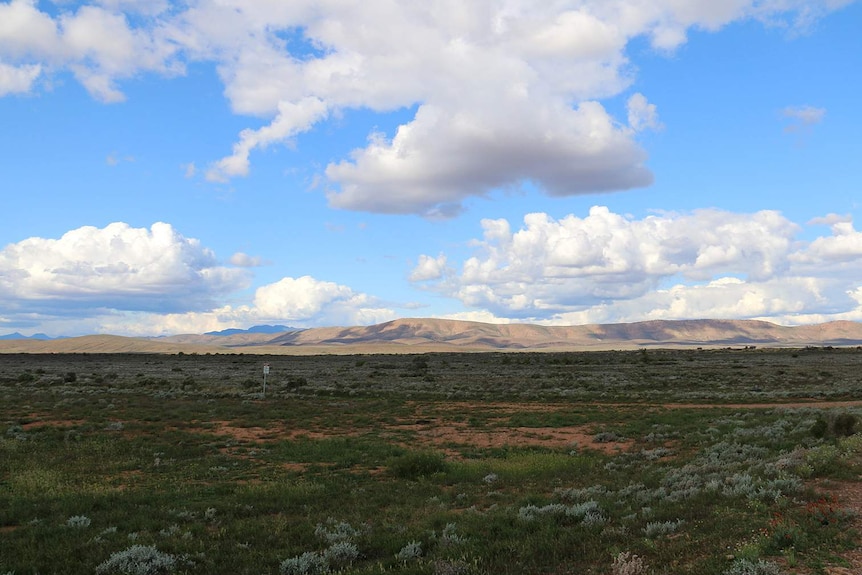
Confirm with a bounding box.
[3,1,862,337]
[4,316,860,340]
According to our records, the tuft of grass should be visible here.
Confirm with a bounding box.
[389,450,448,480]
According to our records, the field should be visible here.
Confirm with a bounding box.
[3,347,862,574]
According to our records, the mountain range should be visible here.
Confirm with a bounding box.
[1,318,861,354]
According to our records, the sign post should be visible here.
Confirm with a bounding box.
[263,363,270,398]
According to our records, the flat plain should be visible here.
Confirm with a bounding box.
[3,347,862,574]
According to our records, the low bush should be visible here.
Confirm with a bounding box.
[389,450,447,479]
[95,545,178,575]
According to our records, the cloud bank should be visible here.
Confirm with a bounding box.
[3,211,862,336]
[411,207,862,326]
[0,0,851,216]
[0,222,395,336]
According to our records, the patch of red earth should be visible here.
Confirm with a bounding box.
[199,416,633,456]
[401,419,632,455]
[21,419,86,430]
[200,421,353,444]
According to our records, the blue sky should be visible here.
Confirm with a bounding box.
[1,0,861,336]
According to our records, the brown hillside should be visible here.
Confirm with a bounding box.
[2,318,861,354]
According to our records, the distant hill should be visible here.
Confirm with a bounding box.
[0,332,53,340]
[1,318,861,354]
[204,325,298,336]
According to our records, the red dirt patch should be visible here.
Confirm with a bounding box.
[21,418,86,430]
[194,416,632,456]
[401,419,631,454]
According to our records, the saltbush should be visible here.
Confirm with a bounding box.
[323,541,359,568]
[314,519,359,544]
[66,515,91,528]
[95,545,177,575]
[395,541,423,562]
[722,558,782,575]
[279,551,327,575]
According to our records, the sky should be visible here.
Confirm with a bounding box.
[1,0,862,337]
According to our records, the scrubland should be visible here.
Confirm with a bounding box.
[2,347,862,574]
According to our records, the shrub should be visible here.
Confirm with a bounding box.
[722,558,782,575]
[389,451,447,479]
[314,519,359,544]
[66,515,91,528]
[810,418,828,438]
[395,541,423,562]
[643,519,683,538]
[323,541,359,568]
[612,552,646,575]
[95,545,177,575]
[279,551,327,575]
[833,413,857,437]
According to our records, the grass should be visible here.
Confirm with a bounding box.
[2,348,862,573]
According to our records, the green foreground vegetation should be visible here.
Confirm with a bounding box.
[2,347,862,574]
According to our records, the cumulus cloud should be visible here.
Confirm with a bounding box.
[0,222,248,316]
[792,219,862,265]
[325,101,653,217]
[411,206,862,324]
[410,254,449,282]
[0,60,40,95]
[1,1,850,213]
[251,275,396,326]
[78,275,396,336]
[0,0,180,102]
[0,222,397,336]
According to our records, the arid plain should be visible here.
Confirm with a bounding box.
[4,321,862,574]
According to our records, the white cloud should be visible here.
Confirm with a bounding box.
[627,92,662,132]
[206,97,328,182]
[809,213,851,226]
[0,0,180,102]
[0,222,397,336]
[782,104,826,132]
[95,275,396,335]
[251,275,396,326]
[325,100,652,217]
[412,206,862,324]
[1,1,849,213]
[229,252,265,267]
[792,219,862,265]
[0,60,40,95]
[410,254,449,282]
[0,222,248,315]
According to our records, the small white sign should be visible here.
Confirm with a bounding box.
[263,364,270,375]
